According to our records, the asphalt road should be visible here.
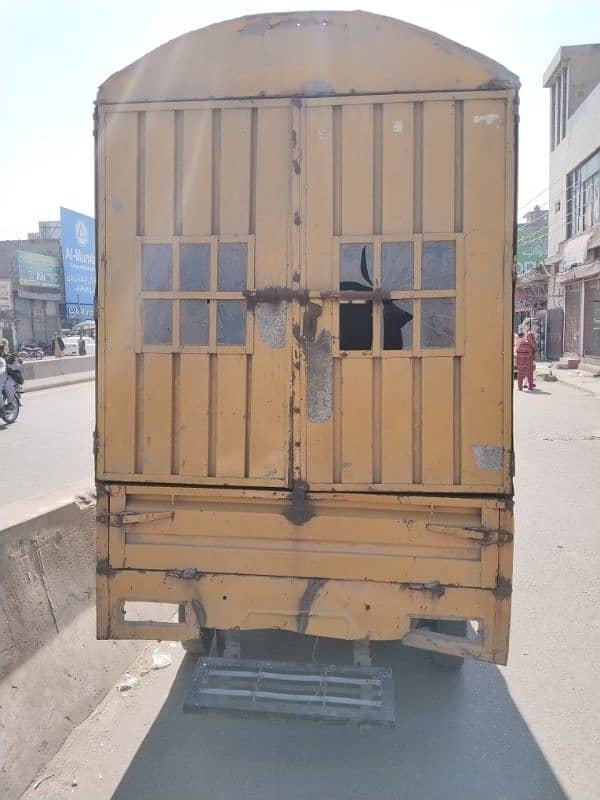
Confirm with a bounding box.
[1,382,94,527]
[19,380,600,800]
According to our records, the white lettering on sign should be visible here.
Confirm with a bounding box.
[65,247,95,265]
[392,120,404,134]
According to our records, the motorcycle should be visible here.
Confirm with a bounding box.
[0,357,23,424]
[16,343,44,360]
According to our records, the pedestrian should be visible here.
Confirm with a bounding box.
[78,333,86,356]
[53,332,65,358]
[522,319,538,352]
[515,331,536,391]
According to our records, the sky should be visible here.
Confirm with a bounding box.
[1,0,599,239]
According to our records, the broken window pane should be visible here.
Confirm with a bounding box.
[339,302,373,350]
[422,241,456,290]
[340,244,373,290]
[142,244,172,291]
[383,300,413,350]
[143,299,172,345]
[421,298,455,348]
[180,244,210,291]
[381,242,413,290]
[217,243,247,290]
[180,300,209,346]
[217,300,246,345]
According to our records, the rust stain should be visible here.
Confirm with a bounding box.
[494,576,512,598]
[407,581,446,598]
[191,598,207,627]
[306,330,332,422]
[256,300,287,348]
[243,286,308,308]
[302,302,322,343]
[167,568,203,580]
[96,558,115,577]
[297,578,326,633]
[282,480,315,526]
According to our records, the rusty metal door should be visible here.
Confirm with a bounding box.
[546,308,564,360]
[296,94,512,494]
[99,101,296,487]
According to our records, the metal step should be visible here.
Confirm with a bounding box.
[183,657,395,725]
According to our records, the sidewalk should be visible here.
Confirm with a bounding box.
[535,362,600,399]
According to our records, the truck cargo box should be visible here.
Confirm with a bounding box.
[95,10,517,665]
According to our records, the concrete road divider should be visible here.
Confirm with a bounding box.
[21,355,95,392]
[21,354,94,380]
[0,495,172,800]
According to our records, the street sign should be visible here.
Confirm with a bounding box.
[60,207,96,321]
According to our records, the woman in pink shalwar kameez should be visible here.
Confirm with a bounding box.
[515,331,536,390]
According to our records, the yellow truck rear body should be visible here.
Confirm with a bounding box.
[95,11,518,664]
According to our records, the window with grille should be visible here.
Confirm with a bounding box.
[566,149,600,239]
[138,238,253,352]
[336,236,461,356]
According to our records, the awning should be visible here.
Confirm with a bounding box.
[556,259,600,284]
[562,232,591,268]
[546,229,597,269]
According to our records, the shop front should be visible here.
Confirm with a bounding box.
[14,250,63,346]
[560,260,600,365]
[583,276,600,361]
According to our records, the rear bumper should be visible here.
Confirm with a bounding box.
[96,484,513,664]
[97,570,511,665]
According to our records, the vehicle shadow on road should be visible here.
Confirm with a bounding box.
[112,632,567,800]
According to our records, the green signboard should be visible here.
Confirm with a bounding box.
[516,225,548,277]
[17,250,61,290]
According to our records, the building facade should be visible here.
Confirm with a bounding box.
[514,206,552,358]
[0,222,63,348]
[544,44,600,366]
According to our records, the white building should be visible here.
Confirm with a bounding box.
[544,44,600,365]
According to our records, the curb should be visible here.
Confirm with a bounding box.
[536,368,600,399]
[553,377,600,398]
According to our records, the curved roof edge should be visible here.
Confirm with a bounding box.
[98,11,519,104]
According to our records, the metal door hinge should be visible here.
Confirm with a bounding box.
[426,524,512,545]
[96,511,174,527]
[407,581,445,598]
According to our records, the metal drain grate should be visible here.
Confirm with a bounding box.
[183,657,395,724]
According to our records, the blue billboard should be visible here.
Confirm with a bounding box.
[60,207,96,320]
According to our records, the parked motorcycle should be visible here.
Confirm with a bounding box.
[0,356,23,424]
[16,344,44,360]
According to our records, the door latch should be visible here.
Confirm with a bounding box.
[302,302,322,343]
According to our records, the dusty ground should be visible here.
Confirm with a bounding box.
[20,381,600,800]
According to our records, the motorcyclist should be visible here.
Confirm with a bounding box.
[0,338,24,410]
